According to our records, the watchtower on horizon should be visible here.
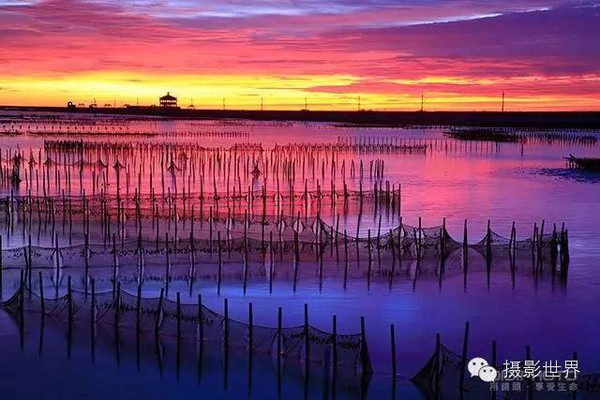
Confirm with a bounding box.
[159,92,178,107]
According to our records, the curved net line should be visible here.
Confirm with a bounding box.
[280,326,305,359]
[475,229,512,247]
[252,324,278,353]
[411,343,490,399]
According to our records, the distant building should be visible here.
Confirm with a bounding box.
[160,92,178,107]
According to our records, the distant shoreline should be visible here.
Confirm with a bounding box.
[2,106,600,128]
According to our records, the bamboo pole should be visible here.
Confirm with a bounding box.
[304,303,310,364]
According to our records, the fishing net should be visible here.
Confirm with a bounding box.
[335,333,363,368]
[228,319,249,350]
[252,324,278,354]
[199,305,225,342]
[306,326,333,363]
[280,326,306,359]
[159,299,199,338]
[71,289,93,321]
[95,291,116,322]
[409,343,598,400]
[411,344,488,399]
[0,194,565,269]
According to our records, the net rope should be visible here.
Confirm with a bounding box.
[0,285,367,371]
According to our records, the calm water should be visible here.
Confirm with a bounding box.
[1,112,599,399]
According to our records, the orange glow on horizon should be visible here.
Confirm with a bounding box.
[1,72,598,112]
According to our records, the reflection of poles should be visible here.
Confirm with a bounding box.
[343,230,349,290]
[439,219,447,290]
[332,315,338,398]
[84,234,89,300]
[223,298,229,390]
[417,217,423,265]
[197,294,204,384]
[115,281,121,367]
[398,217,403,274]
[269,232,274,294]
[377,215,382,271]
[304,303,310,364]
[165,233,170,296]
[277,307,282,399]
[367,230,372,290]
[19,271,24,351]
[243,217,248,294]
[12,154,22,185]
[509,221,516,265]
[434,333,440,400]
[303,303,310,400]
[248,302,254,396]
[38,272,45,316]
[550,224,558,272]
[176,292,181,381]
[54,234,60,298]
[217,232,222,296]
[486,220,492,291]
[390,324,397,377]
[293,231,299,292]
[389,229,396,288]
[459,321,470,396]
[112,234,118,298]
[531,223,538,274]
[322,347,331,400]
[360,316,372,397]
[91,279,96,362]
[67,275,73,359]
[38,278,45,357]
[537,220,545,274]
[509,227,516,289]
[189,231,195,297]
[136,283,141,372]
[27,235,33,290]
[318,215,324,291]
[462,220,468,291]
[560,224,570,275]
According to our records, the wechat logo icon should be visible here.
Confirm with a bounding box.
[468,357,498,383]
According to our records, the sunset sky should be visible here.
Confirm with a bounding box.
[0,0,599,110]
